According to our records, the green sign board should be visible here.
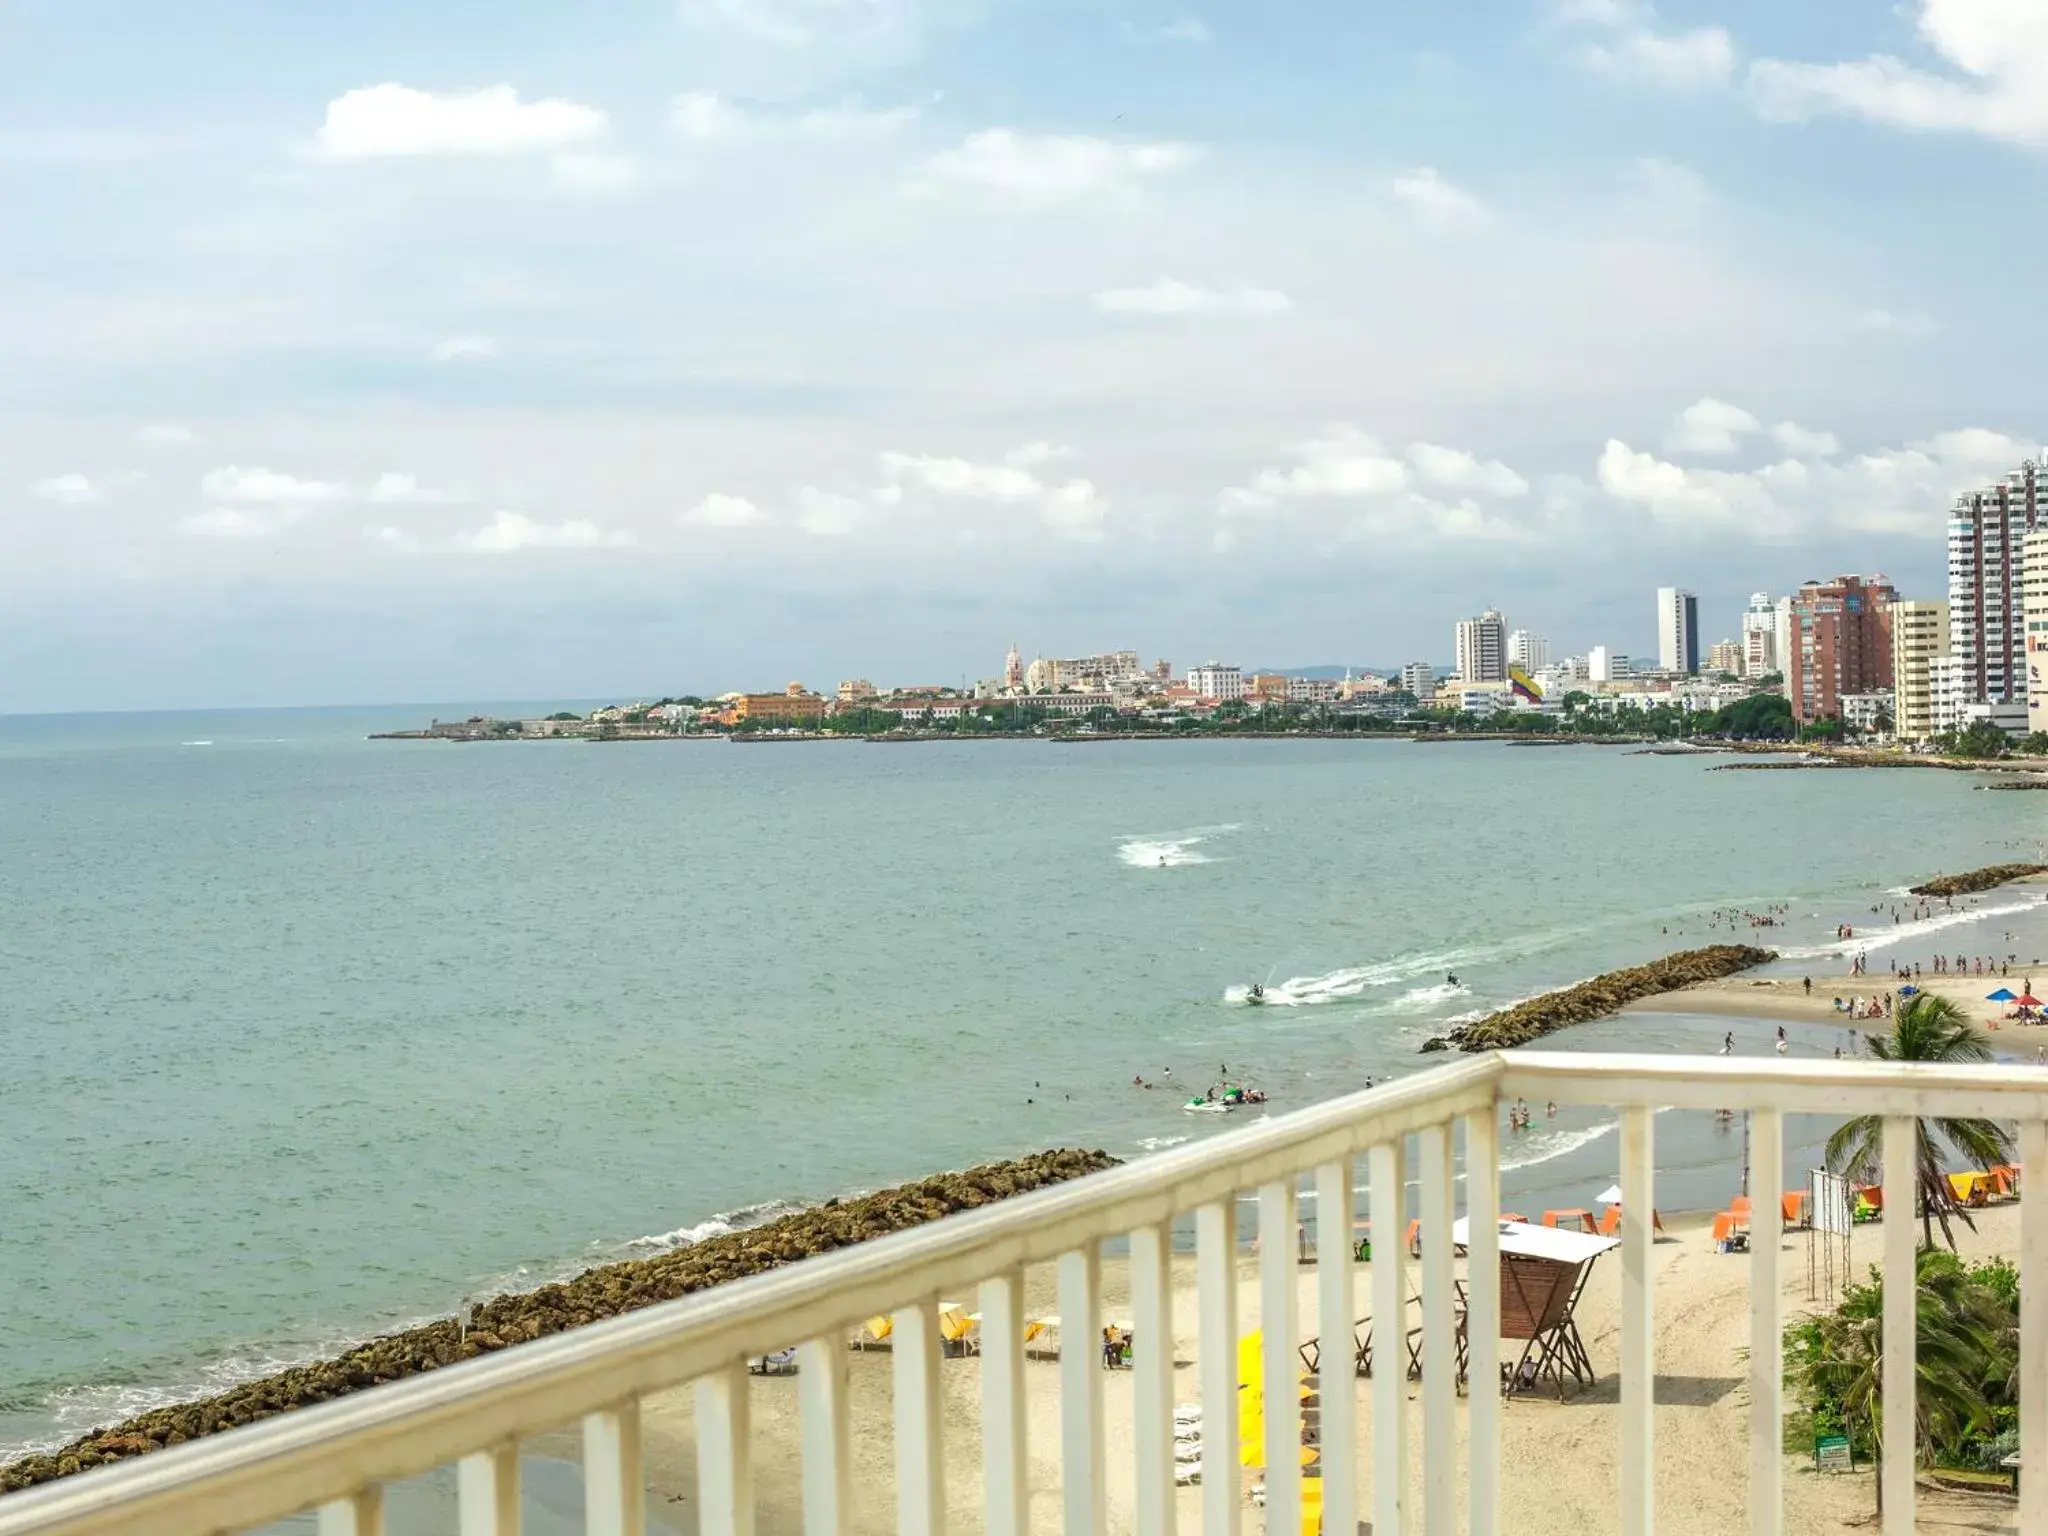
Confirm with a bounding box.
[1815,1434,1853,1472]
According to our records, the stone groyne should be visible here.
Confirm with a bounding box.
[0,1148,1116,1494]
[1421,945,1776,1053]
[1908,864,2048,898]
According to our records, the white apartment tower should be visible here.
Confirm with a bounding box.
[1187,663,1245,702]
[1400,662,1436,700]
[1506,630,1548,670]
[1947,459,2044,715]
[1656,587,1700,674]
[1739,593,1780,677]
[1454,609,1507,682]
[1890,599,1949,743]
[2025,531,2048,735]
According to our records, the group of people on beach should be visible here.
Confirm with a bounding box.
[1925,954,2021,976]
[1505,1098,1554,1132]
[1702,902,1791,932]
[1833,993,1893,1020]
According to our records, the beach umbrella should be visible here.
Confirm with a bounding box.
[1987,988,2017,1002]
[2020,994,2043,1008]
[1595,1183,1624,1206]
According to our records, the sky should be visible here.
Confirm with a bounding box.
[2,0,2045,711]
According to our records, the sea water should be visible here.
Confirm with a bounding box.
[3,708,2043,1454]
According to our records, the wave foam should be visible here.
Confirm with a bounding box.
[1777,898,2041,960]
[1136,1134,1191,1152]
[1118,823,1239,869]
[1497,1119,1619,1174]
[624,1199,803,1251]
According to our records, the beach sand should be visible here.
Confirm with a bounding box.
[1629,969,2048,1045]
[533,1204,2023,1535]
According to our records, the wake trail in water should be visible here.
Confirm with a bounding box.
[1118,822,1241,869]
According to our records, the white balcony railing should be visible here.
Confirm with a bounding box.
[1,1052,2045,1536]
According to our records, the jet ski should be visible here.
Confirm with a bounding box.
[1245,983,1266,1006]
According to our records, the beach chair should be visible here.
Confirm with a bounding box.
[1541,1209,1595,1233]
[1855,1185,1883,1214]
[1712,1211,1748,1253]
[854,1316,894,1351]
[1597,1205,1665,1236]
[1780,1191,1809,1229]
[1728,1195,1752,1224]
[1991,1164,2021,1199]
[748,1347,799,1376]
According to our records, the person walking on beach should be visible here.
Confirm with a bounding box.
[1803,976,1812,996]
[1775,1025,1788,1056]
[1722,1031,1734,1055]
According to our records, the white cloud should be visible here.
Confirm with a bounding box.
[550,153,642,193]
[1664,397,1761,456]
[31,473,106,505]
[683,492,763,527]
[182,508,293,539]
[1406,443,1530,499]
[368,472,464,505]
[1224,428,1411,507]
[201,466,349,505]
[468,511,632,551]
[1005,442,1075,467]
[313,84,608,160]
[430,336,499,362]
[912,130,1199,202]
[1855,308,1938,339]
[671,91,921,143]
[881,451,1043,500]
[1041,479,1106,540]
[876,447,1106,538]
[137,423,195,446]
[1558,1,1736,90]
[1749,0,2048,147]
[1092,279,1294,316]
[796,486,866,537]
[1772,421,1841,458]
[1388,167,1488,227]
[1157,17,1212,43]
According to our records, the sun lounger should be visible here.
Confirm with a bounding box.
[1712,1211,1749,1253]
[1780,1191,1809,1229]
[1174,1461,1203,1486]
[748,1347,798,1376]
[1540,1209,1595,1233]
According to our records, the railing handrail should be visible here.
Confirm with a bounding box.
[2,1050,2042,1536]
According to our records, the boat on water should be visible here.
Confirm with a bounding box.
[1184,1085,1268,1113]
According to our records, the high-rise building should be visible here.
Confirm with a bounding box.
[1656,587,1700,675]
[1704,639,1743,675]
[1791,574,1897,725]
[1889,599,1949,742]
[1947,459,2044,721]
[2025,531,2048,736]
[1187,662,1244,701]
[1739,593,1782,677]
[1454,609,1507,682]
[1588,646,1629,683]
[1506,630,1548,670]
[1401,662,1436,700]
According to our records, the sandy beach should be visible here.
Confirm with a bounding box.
[553,1203,2024,1536]
[1629,969,2048,1044]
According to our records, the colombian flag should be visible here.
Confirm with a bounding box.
[1509,666,1542,703]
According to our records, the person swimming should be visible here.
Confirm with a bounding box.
[1446,972,1459,986]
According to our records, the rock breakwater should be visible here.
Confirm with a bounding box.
[0,1148,1116,1495]
[1909,863,2048,897]
[1421,946,1776,1053]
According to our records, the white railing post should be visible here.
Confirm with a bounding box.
[581,1401,643,1536]
[1131,1222,1176,1536]
[1259,1179,1302,1536]
[317,1489,384,1536]
[2023,1121,2048,1536]
[1196,1201,1242,1536]
[978,1270,1029,1536]
[1369,1139,1409,1536]
[798,1333,854,1536]
[1620,1105,1654,1536]
[1748,1109,1783,1536]
[1060,1244,1107,1536]
[1881,1116,1916,1536]
[892,1300,946,1536]
[456,1446,519,1536]
[1418,1124,1456,1536]
[1316,1158,1358,1536]
[1463,1111,1501,1536]
[695,1364,754,1536]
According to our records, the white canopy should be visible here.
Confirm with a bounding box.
[1595,1184,1624,1206]
[1451,1217,1620,1264]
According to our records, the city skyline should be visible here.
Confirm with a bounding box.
[4,2,2047,712]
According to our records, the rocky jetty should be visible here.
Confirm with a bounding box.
[1422,946,1776,1053]
[0,1148,1116,1494]
[1909,864,2048,897]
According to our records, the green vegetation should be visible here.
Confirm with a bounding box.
[1824,993,2014,1250]
[546,711,580,722]
[1934,719,2013,759]
[1786,1251,2020,1508]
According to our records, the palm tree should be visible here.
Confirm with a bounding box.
[1824,993,2015,1249]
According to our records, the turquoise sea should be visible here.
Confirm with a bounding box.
[4,708,2045,1463]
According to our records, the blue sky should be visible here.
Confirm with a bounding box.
[2,0,2044,710]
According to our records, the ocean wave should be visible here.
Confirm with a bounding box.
[1776,898,2041,960]
[1497,1119,1620,1174]
[1355,981,1470,1016]
[179,740,213,748]
[623,1199,803,1251]
[1136,1134,1190,1152]
[1118,823,1240,868]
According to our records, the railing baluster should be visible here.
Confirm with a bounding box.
[1259,1178,1301,1536]
[317,1488,384,1536]
[892,1299,946,1536]
[1131,1222,1175,1536]
[1881,1115,1916,1535]
[457,1445,520,1536]
[1418,1124,1456,1536]
[978,1270,1030,1536]
[1620,1105,1654,1536]
[1748,1108,1784,1536]
[1463,1111,1500,1536]
[1060,1244,1107,1536]
[2023,1121,2047,1536]
[696,1363,754,1536]
[1369,1140,1409,1536]
[1316,1158,1358,1536]
[1196,1201,1242,1536]
[798,1332,854,1536]
[581,1401,643,1536]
